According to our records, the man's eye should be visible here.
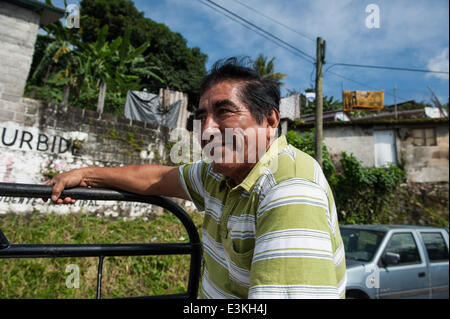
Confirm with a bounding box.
[218,108,231,115]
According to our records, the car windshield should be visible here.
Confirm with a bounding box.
[341,228,386,262]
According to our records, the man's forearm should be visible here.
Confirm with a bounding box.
[77,164,188,199]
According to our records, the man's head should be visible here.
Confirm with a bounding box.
[195,57,281,185]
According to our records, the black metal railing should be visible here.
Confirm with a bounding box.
[0,182,202,299]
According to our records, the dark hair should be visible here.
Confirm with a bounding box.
[199,57,280,124]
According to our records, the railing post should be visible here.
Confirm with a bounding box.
[0,182,202,299]
[97,255,104,299]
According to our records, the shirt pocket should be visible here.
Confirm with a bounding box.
[223,234,255,271]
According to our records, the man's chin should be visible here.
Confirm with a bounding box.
[210,161,237,176]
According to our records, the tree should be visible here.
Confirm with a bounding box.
[300,90,343,117]
[79,0,208,93]
[26,22,161,114]
[252,54,287,86]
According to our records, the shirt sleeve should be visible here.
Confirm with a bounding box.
[178,160,207,212]
[248,177,345,299]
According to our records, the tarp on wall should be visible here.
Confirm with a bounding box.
[124,90,181,128]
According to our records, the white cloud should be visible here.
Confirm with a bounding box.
[426,48,449,80]
[137,0,448,100]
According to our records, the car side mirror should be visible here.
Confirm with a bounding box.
[382,252,400,266]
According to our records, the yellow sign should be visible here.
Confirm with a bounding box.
[342,90,384,111]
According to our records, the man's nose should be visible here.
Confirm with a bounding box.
[201,115,222,145]
[203,114,220,132]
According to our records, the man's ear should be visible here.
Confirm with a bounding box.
[266,108,280,129]
[265,108,281,141]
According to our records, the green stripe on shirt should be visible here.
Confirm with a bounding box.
[179,135,346,299]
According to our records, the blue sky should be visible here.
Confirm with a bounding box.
[52,0,449,106]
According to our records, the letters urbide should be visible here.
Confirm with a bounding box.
[1,127,72,154]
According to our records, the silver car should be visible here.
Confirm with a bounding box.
[341,225,449,299]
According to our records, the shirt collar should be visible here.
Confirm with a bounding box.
[228,135,287,192]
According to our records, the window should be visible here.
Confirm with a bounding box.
[412,128,437,146]
[384,233,421,265]
[341,228,385,262]
[421,232,449,262]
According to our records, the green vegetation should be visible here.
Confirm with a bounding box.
[100,128,146,153]
[0,210,203,298]
[286,130,412,225]
[252,54,287,86]
[287,129,448,227]
[79,0,207,93]
[333,152,406,225]
[26,0,208,115]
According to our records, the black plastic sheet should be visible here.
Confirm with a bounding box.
[124,90,181,128]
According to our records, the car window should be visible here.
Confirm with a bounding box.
[385,233,421,265]
[341,229,385,261]
[420,232,449,262]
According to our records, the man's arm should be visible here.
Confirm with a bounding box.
[46,164,190,204]
[249,178,345,299]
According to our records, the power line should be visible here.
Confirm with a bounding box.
[326,63,449,75]
[198,0,444,102]
[230,1,448,76]
[326,70,409,101]
[198,0,314,62]
[199,0,316,63]
[230,0,315,43]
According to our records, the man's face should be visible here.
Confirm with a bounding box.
[196,81,276,181]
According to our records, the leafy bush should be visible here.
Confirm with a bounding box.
[286,130,406,224]
[285,129,337,185]
[334,152,406,224]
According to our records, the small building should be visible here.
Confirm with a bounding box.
[279,94,300,135]
[0,0,64,109]
[301,110,351,123]
[292,118,449,183]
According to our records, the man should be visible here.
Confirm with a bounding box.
[48,58,346,299]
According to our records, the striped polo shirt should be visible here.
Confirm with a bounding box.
[178,135,346,299]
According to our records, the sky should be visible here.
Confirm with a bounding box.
[52,0,449,106]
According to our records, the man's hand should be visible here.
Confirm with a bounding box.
[43,165,190,204]
[44,168,88,204]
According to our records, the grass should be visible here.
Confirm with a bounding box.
[0,210,203,299]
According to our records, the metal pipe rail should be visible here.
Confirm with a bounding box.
[0,182,202,299]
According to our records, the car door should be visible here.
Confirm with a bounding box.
[377,231,430,299]
[419,230,449,299]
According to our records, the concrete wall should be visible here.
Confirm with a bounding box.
[294,121,449,183]
[0,2,40,103]
[399,125,449,183]
[322,126,375,167]
[0,98,180,219]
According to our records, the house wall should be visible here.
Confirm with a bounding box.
[0,2,40,103]
[398,125,449,183]
[0,3,198,218]
[321,126,375,167]
[0,99,179,219]
[294,121,449,183]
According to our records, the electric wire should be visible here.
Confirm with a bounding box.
[326,70,409,102]
[199,0,316,63]
[230,0,315,43]
[199,0,314,62]
[326,63,449,75]
[197,0,444,103]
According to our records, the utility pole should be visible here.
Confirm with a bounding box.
[315,37,325,168]
[394,84,398,120]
